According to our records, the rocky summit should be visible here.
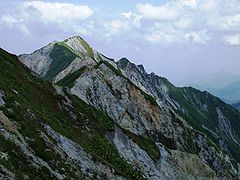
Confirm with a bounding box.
[0,36,239,179]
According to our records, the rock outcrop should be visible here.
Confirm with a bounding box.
[0,36,239,179]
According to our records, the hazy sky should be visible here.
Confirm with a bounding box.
[0,0,240,84]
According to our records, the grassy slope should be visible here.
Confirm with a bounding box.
[45,43,77,81]
[56,66,87,88]
[0,48,146,179]
[164,80,240,162]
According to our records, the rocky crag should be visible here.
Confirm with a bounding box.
[0,36,239,179]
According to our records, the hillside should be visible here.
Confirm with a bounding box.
[0,36,239,179]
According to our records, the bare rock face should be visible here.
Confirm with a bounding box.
[16,36,240,179]
[0,91,5,107]
[19,42,56,77]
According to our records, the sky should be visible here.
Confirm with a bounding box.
[0,0,240,84]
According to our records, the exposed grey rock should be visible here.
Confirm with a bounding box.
[217,107,239,145]
[0,165,15,179]
[108,127,166,179]
[45,125,125,180]
[0,91,4,107]
[0,111,64,179]
[18,42,55,77]
[108,127,217,180]
[19,36,240,179]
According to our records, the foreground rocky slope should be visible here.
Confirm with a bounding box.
[0,36,239,179]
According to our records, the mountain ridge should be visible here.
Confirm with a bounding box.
[0,36,239,179]
[19,36,240,162]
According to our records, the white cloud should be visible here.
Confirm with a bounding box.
[224,14,240,29]
[136,3,178,20]
[184,30,210,44]
[102,19,129,39]
[122,12,133,19]
[181,0,197,8]
[1,15,22,24]
[145,28,180,43]
[145,28,210,45]
[175,17,192,29]
[0,1,94,35]
[111,20,127,30]
[122,12,142,28]
[72,25,91,36]
[199,0,218,12]
[22,1,93,24]
[0,15,30,35]
[225,35,240,45]
[1,0,240,46]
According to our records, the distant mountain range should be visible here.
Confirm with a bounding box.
[232,102,240,110]
[213,81,240,104]
[177,72,240,104]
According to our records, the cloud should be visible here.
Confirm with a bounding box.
[121,12,142,28]
[0,15,30,35]
[136,3,178,20]
[175,17,192,29]
[181,0,197,8]
[225,35,240,45]
[0,1,93,26]
[1,15,22,24]
[223,14,240,29]
[20,1,93,23]
[199,0,218,12]
[0,1,94,36]
[184,30,210,44]
[1,0,240,47]
[111,20,127,30]
[145,30,179,43]
[22,1,93,24]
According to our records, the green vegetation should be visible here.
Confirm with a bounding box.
[142,92,158,106]
[45,43,77,81]
[0,48,145,179]
[122,129,161,161]
[0,134,53,179]
[56,66,87,87]
[69,95,145,179]
[165,81,240,162]
[95,60,124,78]
[57,41,75,53]
[77,37,95,59]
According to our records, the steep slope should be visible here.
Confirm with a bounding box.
[117,58,240,162]
[0,45,218,179]
[19,36,240,179]
[0,48,146,179]
[0,44,220,180]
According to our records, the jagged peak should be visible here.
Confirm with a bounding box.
[61,35,95,58]
[118,57,130,64]
[117,57,131,69]
[118,57,147,76]
[137,64,145,71]
[63,35,87,44]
